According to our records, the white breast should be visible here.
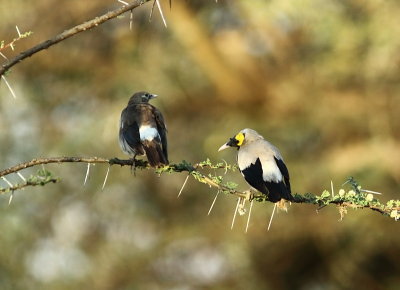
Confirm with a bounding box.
[139,125,159,141]
[238,140,283,183]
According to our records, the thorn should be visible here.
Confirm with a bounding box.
[208,191,220,215]
[15,25,21,37]
[83,163,91,186]
[245,200,254,233]
[155,0,168,28]
[129,10,133,30]
[0,52,8,60]
[267,203,277,231]
[117,0,129,5]
[231,198,241,230]
[16,172,26,182]
[316,204,327,212]
[177,175,189,198]
[360,189,382,195]
[8,191,14,205]
[1,75,17,99]
[149,0,156,22]
[102,165,111,190]
[221,159,228,174]
[331,180,334,198]
[342,178,351,186]
[1,176,14,187]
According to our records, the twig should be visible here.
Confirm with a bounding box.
[0,0,151,77]
[0,177,58,194]
[0,157,110,177]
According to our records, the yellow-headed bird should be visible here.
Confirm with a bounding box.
[219,128,293,203]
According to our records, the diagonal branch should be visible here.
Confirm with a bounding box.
[0,0,151,77]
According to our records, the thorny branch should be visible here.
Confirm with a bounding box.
[1,156,399,220]
[0,0,151,77]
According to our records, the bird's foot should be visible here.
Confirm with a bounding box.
[276,199,289,212]
[130,156,138,176]
[244,189,255,202]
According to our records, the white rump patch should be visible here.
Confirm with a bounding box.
[139,125,159,141]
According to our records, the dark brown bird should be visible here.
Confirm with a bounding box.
[119,91,168,167]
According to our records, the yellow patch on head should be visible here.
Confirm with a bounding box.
[235,132,245,146]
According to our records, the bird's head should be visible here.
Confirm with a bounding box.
[218,131,246,151]
[218,128,262,151]
[129,91,158,104]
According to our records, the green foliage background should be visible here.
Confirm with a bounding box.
[0,0,399,289]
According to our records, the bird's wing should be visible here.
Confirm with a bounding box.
[240,158,268,195]
[120,107,142,151]
[153,106,168,162]
[274,157,291,193]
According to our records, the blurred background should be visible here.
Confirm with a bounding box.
[0,0,399,289]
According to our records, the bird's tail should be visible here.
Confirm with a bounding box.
[143,140,169,167]
[281,186,294,202]
[266,182,294,203]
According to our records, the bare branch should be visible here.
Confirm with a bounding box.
[0,0,151,77]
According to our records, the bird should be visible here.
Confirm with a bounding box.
[119,91,168,167]
[218,128,293,203]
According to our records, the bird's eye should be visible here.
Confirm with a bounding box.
[145,93,149,97]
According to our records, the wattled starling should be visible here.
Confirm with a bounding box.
[218,128,293,203]
[119,91,168,167]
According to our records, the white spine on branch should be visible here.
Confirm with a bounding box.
[208,190,220,216]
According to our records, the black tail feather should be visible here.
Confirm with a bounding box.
[265,181,294,203]
[143,140,169,167]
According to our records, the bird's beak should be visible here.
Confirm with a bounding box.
[218,137,240,152]
[218,143,230,152]
[150,94,158,99]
